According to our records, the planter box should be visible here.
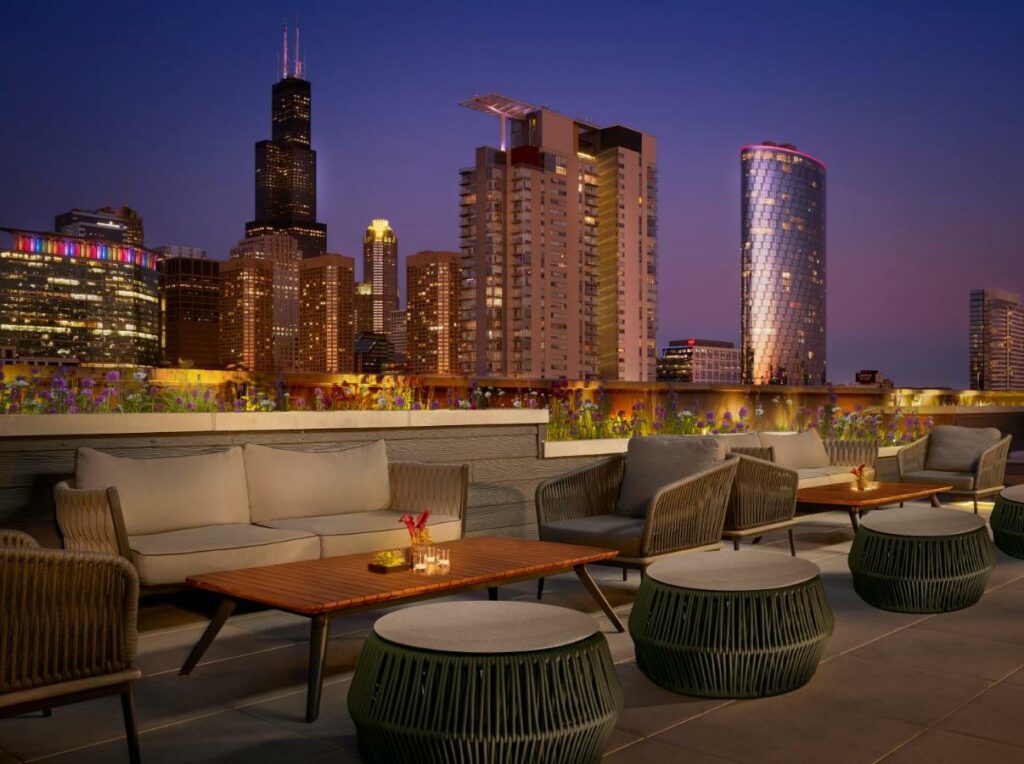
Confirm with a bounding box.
[543,438,628,459]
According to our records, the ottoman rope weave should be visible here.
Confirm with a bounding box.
[629,552,833,698]
[848,506,995,613]
[991,485,1024,559]
[349,601,622,764]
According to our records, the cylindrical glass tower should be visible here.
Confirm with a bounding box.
[740,142,827,385]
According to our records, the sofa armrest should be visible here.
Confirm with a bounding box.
[975,435,1012,491]
[642,458,739,557]
[725,456,799,531]
[388,462,469,530]
[826,438,879,469]
[536,455,625,526]
[896,436,929,478]
[54,481,130,559]
[0,529,40,549]
[731,445,774,462]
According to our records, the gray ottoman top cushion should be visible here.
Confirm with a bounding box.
[646,550,820,591]
[373,601,598,653]
[860,506,986,536]
[1001,485,1024,503]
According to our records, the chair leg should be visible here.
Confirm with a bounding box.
[121,687,141,764]
[732,539,740,551]
[974,498,979,514]
[488,586,498,601]
[788,528,797,557]
[622,568,628,582]
[536,577,545,600]
[42,708,52,717]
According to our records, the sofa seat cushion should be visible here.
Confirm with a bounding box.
[797,466,875,489]
[759,430,831,470]
[76,447,250,536]
[902,470,976,491]
[128,524,320,586]
[259,511,462,558]
[925,426,1001,472]
[615,436,724,518]
[540,515,646,558]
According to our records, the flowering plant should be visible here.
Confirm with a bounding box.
[850,464,867,479]
[399,510,431,546]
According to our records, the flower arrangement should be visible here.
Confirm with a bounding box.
[399,510,431,548]
[850,463,869,491]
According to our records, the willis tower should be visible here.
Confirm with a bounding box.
[245,25,327,258]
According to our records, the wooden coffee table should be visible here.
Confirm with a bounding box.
[178,536,622,722]
[797,481,953,531]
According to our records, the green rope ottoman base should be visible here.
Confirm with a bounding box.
[991,486,1024,559]
[349,602,622,764]
[848,506,995,613]
[628,552,833,698]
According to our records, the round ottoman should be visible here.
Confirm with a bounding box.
[991,485,1024,559]
[848,506,995,613]
[628,551,833,698]
[349,601,622,764]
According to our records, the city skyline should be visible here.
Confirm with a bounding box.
[2,1,1023,386]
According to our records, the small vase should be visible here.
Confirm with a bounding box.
[856,476,868,491]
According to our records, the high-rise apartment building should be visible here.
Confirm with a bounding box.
[362,219,398,334]
[970,288,1024,390]
[228,233,300,371]
[156,247,219,368]
[656,339,742,384]
[740,142,827,386]
[354,282,374,334]
[388,309,407,369]
[245,26,327,259]
[299,253,355,373]
[406,250,460,375]
[0,229,159,364]
[459,94,657,381]
[55,206,145,246]
[219,256,273,371]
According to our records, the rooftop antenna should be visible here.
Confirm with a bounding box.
[295,19,302,78]
[282,23,289,79]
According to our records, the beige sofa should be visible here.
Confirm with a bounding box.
[717,430,878,489]
[54,440,468,587]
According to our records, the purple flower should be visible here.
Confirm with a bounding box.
[105,370,120,384]
[722,411,733,421]
[411,400,422,411]
[395,395,406,409]
[233,399,244,412]
[528,398,538,409]
[203,388,212,401]
[80,377,94,389]
[430,399,440,410]
[51,376,68,391]
[738,406,748,419]
[706,410,716,421]
[696,420,706,429]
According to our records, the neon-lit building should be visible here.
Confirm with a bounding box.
[656,339,741,384]
[0,229,159,365]
[740,142,827,385]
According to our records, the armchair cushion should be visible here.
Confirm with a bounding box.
[758,430,831,469]
[540,514,646,558]
[615,436,724,518]
[76,446,250,536]
[925,426,1002,473]
[713,432,763,451]
[244,440,391,523]
[259,510,462,558]
[901,470,975,491]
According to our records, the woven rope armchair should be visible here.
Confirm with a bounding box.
[535,455,739,588]
[897,433,1012,512]
[0,532,141,763]
[723,456,800,555]
[825,439,880,472]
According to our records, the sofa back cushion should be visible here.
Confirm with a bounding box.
[615,436,724,518]
[245,440,391,523]
[925,425,1001,473]
[713,432,763,452]
[758,430,831,469]
[76,447,250,536]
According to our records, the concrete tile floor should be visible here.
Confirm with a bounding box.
[3,501,1024,763]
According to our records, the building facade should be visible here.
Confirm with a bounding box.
[298,253,355,373]
[406,250,460,376]
[219,256,273,371]
[0,229,159,365]
[362,219,398,334]
[227,233,300,372]
[656,339,742,384]
[970,288,1024,390]
[354,332,394,374]
[388,309,407,370]
[156,247,219,368]
[740,142,827,386]
[245,27,327,259]
[459,94,657,381]
[55,206,144,246]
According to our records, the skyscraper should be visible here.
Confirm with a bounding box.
[388,309,407,370]
[245,25,327,259]
[970,288,1024,390]
[228,233,301,371]
[407,250,460,376]
[459,94,657,381]
[362,219,398,334]
[740,142,827,385]
[156,247,220,368]
[299,253,355,373]
[219,256,273,371]
[55,206,144,246]
[0,229,159,365]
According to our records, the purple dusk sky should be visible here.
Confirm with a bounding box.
[2,0,1022,387]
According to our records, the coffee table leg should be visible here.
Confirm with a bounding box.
[574,564,625,633]
[180,598,236,675]
[306,615,330,723]
[930,493,942,508]
[848,507,860,531]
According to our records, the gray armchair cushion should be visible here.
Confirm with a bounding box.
[925,426,1002,473]
[540,514,646,557]
[902,470,976,491]
[758,430,831,469]
[615,436,724,518]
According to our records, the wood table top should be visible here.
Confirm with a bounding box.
[186,536,618,616]
[797,481,954,508]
